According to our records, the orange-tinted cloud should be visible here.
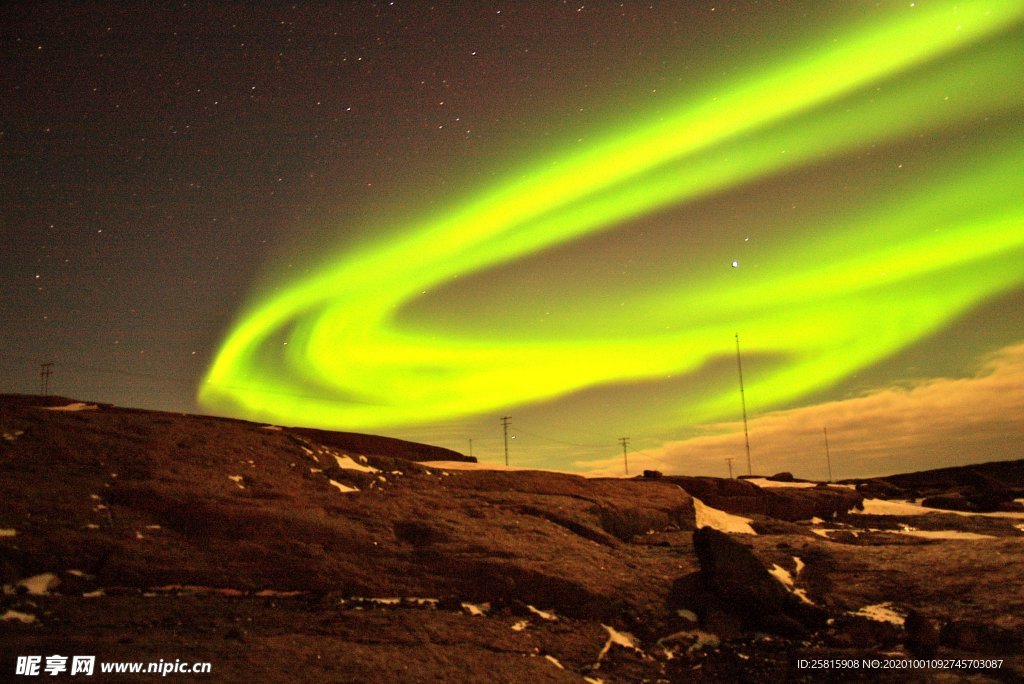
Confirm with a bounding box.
[577,343,1024,480]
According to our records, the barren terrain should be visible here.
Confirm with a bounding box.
[2,395,1022,682]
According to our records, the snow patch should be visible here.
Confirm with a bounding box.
[527,605,557,621]
[692,496,756,535]
[461,602,490,616]
[810,517,825,524]
[544,655,564,670]
[334,454,380,473]
[42,402,97,411]
[511,620,529,631]
[745,478,818,489]
[898,529,995,540]
[658,629,720,654]
[769,564,793,588]
[793,556,805,577]
[851,602,905,626]
[0,529,16,537]
[19,573,59,595]
[854,498,1024,519]
[2,429,24,442]
[329,480,358,494]
[1,609,36,624]
[228,475,244,489]
[595,624,642,666]
[82,590,105,598]
[1015,523,1024,533]
[261,425,282,431]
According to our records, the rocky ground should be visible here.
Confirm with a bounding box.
[2,394,1023,682]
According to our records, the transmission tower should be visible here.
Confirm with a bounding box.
[40,362,54,398]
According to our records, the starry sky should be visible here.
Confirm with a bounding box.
[3,1,1022,479]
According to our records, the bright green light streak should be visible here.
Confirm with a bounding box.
[201,2,1024,430]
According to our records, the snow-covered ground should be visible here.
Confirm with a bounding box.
[744,478,819,489]
[41,402,97,411]
[692,497,756,535]
[851,602,905,626]
[854,498,1024,519]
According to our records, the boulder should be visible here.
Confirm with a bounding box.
[904,609,939,656]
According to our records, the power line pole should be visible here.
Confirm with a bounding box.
[40,362,54,398]
[726,457,734,479]
[735,333,752,476]
[618,437,630,475]
[468,438,473,459]
[823,426,833,483]
[501,416,511,466]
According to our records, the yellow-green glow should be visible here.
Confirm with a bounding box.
[200,2,1024,435]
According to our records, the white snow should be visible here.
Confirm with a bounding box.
[594,624,643,666]
[255,590,304,598]
[1,609,36,624]
[745,478,818,489]
[228,475,244,489]
[461,602,490,616]
[544,655,564,670]
[84,524,100,529]
[692,496,756,535]
[770,561,815,605]
[42,402,97,411]
[769,564,793,588]
[897,529,995,540]
[527,605,557,621]
[329,480,358,494]
[2,429,24,442]
[854,498,1024,519]
[810,517,825,524]
[658,629,720,654]
[511,620,529,631]
[851,602,905,626]
[1015,524,1024,533]
[261,425,282,431]
[19,572,59,595]
[793,556,805,577]
[0,529,16,537]
[334,454,380,473]
[82,590,105,598]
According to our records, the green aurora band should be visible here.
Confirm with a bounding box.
[200,1,1024,433]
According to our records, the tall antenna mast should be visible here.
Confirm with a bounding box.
[823,426,833,483]
[501,416,511,466]
[735,334,752,476]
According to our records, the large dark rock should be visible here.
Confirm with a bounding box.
[921,492,977,512]
[940,620,1024,654]
[690,527,827,636]
[905,609,939,656]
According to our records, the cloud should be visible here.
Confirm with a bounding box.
[577,342,1024,480]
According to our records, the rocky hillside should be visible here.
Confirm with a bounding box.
[2,395,1023,682]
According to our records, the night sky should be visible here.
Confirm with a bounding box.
[3,1,1022,479]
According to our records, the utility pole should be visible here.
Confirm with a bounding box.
[726,457,734,479]
[618,437,630,475]
[823,427,833,483]
[501,416,511,466]
[40,362,54,398]
[735,334,752,476]
[468,438,474,459]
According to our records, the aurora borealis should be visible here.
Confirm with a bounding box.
[4,2,1023,477]
[198,1,1024,473]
